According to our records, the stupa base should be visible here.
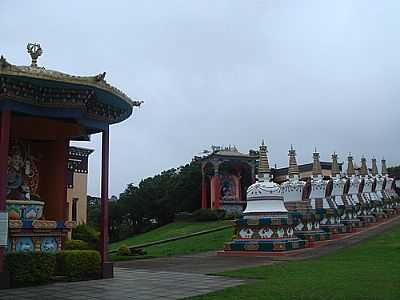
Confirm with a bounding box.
[341,218,364,229]
[358,215,376,225]
[294,230,331,246]
[320,223,348,234]
[223,238,306,252]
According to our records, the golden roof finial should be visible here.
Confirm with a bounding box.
[27,42,43,67]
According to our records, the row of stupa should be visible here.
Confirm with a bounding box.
[220,142,399,254]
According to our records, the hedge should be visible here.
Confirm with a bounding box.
[192,208,225,221]
[71,224,100,250]
[5,253,56,287]
[64,239,91,250]
[56,250,101,281]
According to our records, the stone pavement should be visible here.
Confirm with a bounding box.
[0,268,245,300]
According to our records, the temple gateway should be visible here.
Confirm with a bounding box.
[0,43,141,287]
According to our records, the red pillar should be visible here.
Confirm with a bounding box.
[100,127,109,265]
[213,176,221,209]
[0,110,11,274]
[201,174,207,209]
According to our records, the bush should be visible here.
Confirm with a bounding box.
[224,211,242,220]
[64,239,90,250]
[118,244,130,256]
[192,208,225,221]
[56,250,101,281]
[72,224,100,249]
[6,253,56,287]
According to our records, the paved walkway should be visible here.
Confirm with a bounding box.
[1,215,399,300]
[0,268,245,300]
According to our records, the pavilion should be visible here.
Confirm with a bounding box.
[0,43,141,288]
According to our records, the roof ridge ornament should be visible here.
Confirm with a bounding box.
[27,43,43,67]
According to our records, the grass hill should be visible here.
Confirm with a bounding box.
[109,220,233,260]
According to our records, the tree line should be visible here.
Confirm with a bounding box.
[88,160,202,242]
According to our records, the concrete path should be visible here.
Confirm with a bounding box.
[0,268,245,300]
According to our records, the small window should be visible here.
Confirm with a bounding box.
[72,198,78,222]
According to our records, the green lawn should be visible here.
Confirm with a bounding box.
[189,225,400,300]
[109,220,233,259]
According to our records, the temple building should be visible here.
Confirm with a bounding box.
[273,160,343,183]
[0,43,142,288]
[199,146,257,213]
[66,146,93,224]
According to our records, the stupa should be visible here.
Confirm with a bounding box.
[282,146,330,245]
[308,150,344,235]
[341,155,365,227]
[222,142,305,254]
[381,159,399,213]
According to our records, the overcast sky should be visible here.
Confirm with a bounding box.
[2,1,399,196]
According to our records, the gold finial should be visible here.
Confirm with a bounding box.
[27,43,43,67]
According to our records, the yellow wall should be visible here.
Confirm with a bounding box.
[66,173,88,224]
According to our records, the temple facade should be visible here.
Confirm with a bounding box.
[199,146,257,213]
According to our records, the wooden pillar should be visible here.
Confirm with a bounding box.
[100,127,109,264]
[0,109,11,275]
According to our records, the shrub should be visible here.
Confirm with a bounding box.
[56,250,101,281]
[64,239,90,250]
[224,211,242,220]
[118,244,131,256]
[192,208,225,221]
[72,224,100,249]
[6,253,56,287]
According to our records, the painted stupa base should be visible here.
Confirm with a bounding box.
[223,216,306,253]
[316,210,349,234]
[288,211,331,245]
[7,219,75,253]
[294,230,331,245]
[223,238,306,253]
[320,223,347,235]
[357,214,376,225]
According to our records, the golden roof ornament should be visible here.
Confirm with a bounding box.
[288,144,300,176]
[258,140,270,176]
[27,43,43,67]
[312,148,322,176]
[331,152,340,177]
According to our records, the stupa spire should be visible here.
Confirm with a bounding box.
[347,153,355,176]
[288,145,299,176]
[258,140,270,181]
[360,156,368,176]
[381,158,388,176]
[312,148,322,176]
[331,152,340,177]
[371,158,378,176]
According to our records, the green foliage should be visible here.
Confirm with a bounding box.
[72,224,100,249]
[117,244,131,256]
[56,250,101,281]
[5,253,56,287]
[192,209,225,222]
[108,160,202,242]
[64,239,90,250]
